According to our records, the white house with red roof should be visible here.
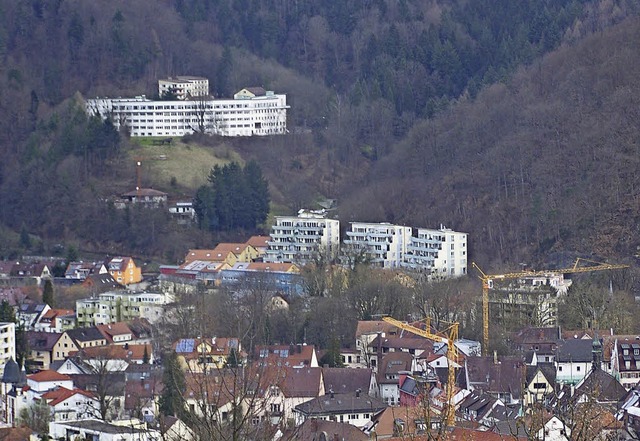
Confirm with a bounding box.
[27,370,73,395]
[41,387,100,421]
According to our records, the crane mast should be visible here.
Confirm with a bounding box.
[382,316,459,427]
[472,258,629,355]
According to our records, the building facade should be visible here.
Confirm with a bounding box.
[0,323,15,377]
[86,87,288,137]
[76,292,172,327]
[343,223,412,268]
[403,226,468,277]
[158,76,209,100]
[264,210,340,265]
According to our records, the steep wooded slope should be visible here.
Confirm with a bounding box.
[341,17,640,266]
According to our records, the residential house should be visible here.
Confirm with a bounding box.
[121,188,168,207]
[10,262,51,284]
[246,236,270,259]
[511,326,562,365]
[257,366,324,425]
[17,303,50,330]
[75,344,153,371]
[82,273,122,293]
[67,327,108,349]
[96,322,133,345]
[555,338,599,385]
[618,384,640,437]
[169,201,196,223]
[255,344,319,368]
[34,308,75,333]
[457,390,516,426]
[355,320,399,370]
[465,356,525,404]
[106,257,142,286]
[25,331,79,371]
[523,363,556,406]
[41,387,100,421]
[322,367,378,397]
[26,370,74,398]
[293,390,387,428]
[174,337,242,373]
[377,352,414,406]
[368,334,434,374]
[364,404,444,439]
[184,243,258,266]
[605,335,640,389]
[65,262,107,280]
[124,375,163,422]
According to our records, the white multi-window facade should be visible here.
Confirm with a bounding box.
[158,76,209,100]
[86,88,288,137]
[404,227,468,277]
[0,323,16,377]
[343,223,412,268]
[265,210,340,265]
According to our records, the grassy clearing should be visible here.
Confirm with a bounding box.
[128,138,243,192]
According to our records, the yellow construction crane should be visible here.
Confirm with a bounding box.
[382,316,459,427]
[472,258,629,356]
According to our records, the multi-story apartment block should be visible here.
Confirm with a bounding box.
[343,223,412,268]
[404,226,468,277]
[265,210,340,265]
[0,323,16,377]
[76,292,173,327]
[86,86,288,137]
[158,76,209,100]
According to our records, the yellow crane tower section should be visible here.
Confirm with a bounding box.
[382,316,459,427]
[472,258,629,356]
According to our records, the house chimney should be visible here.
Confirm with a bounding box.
[330,389,334,399]
[493,350,498,365]
[356,388,361,398]
[297,344,302,354]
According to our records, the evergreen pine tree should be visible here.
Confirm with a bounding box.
[0,300,16,322]
[159,351,185,417]
[42,280,54,307]
[142,345,150,364]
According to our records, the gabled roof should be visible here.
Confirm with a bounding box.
[106,257,135,272]
[26,331,63,351]
[370,335,434,352]
[267,366,323,398]
[378,352,413,385]
[283,419,369,441]
[512,327,561,344]
[242,87,266,96]
[67,327,107,344]
[573,368,627,404]
[525,363,556,385]
[76,344,151,362]
[466,356,525,399]
[322,367,373,395]
[42,386,96,406]
[243,262,299,273]
[28,370,72,383]
[83,273,121,289]
[356,320,398,338]
[556,338,595,362]
[96,322,133,343]
[122,188,168,197]
[246,235,270,249]
[295,391,387,416]
[255,344,317,368]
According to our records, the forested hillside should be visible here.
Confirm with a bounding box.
[0,0,638,265]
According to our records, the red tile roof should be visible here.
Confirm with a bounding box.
[28,370,72,382]
[42,387,95,406]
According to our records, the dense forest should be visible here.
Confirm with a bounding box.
[0,0,639,270]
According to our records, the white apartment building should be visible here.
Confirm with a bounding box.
[76,291,173,327]
[404,226,468,277]
[86,87,288,137]
[0,323,16,377]
[158,76,209,100]
[343,222,412,268]
[265,210,340,265]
